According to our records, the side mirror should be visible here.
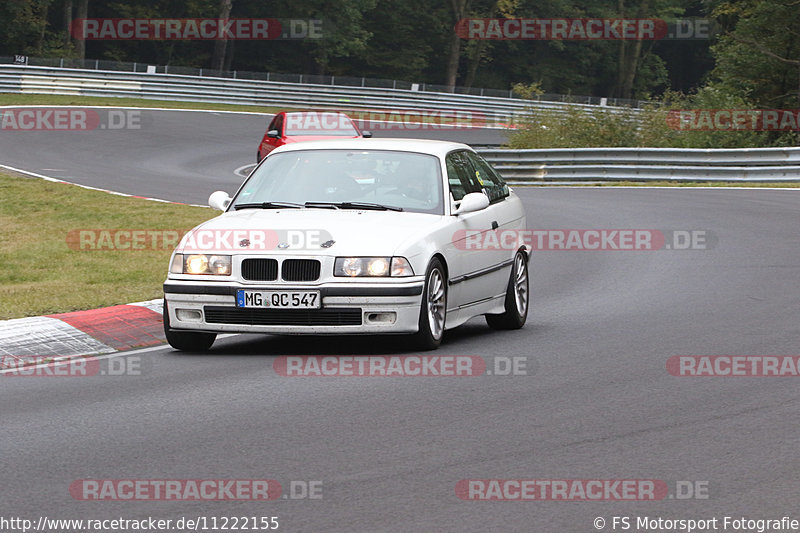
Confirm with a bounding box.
[454,192,489,215]
[208,190,232,211]
[267,129,280,138]
[361,130,372,138]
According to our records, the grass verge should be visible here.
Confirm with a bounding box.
[0,171,214,320]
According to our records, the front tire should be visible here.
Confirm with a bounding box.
[486,251,529,330]
[163,300,216,351]
[411,258,447,350]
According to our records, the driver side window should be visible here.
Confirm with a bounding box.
[446,151,481,201]
[463,151,509,204]
[268,115,284,136]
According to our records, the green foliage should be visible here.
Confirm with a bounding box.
[0,0,53,55]
[507,106,642,148]
[291,0,377,72]
[355,0,438,79]
[511,81,545,99]
[709,0,800,109]
[0,0,700,94]
[0,0,796,134]
[508,83,800,149]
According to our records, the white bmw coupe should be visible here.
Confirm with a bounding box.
[163,139,529,351]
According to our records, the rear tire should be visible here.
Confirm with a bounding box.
[410,258,447,350]
[486,251,529,330]
[163,300,216,351]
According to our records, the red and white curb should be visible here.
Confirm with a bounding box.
[0,299,165,369]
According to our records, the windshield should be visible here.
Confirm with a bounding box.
[284,112,360,136]
[233,149,444,215]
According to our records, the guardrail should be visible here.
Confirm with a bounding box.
[0,65,637,125]
[477,147,800,183]
[1,55,650,107]
[0,65,794,183]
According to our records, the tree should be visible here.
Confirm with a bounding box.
[596,0,687,99]
[63,0,72,47]
[210,0,232,71]
[711,0,800,108]
[75,0,87,58]
[285,0,376,75]
[444,0,469,90]
[0,0,54,56]
[351,0,440,81]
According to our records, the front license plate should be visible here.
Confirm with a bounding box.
[236,290,320,309]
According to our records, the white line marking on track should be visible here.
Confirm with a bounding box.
[0,334,240,375]
[0,104,274,117]
[234,163,257,178]
[0,163,209,207]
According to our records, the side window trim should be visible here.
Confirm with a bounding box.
[463,151,509,204]
[446,150,479,202]
[454,150,483,192]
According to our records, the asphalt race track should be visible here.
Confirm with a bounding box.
[2,108,799,532]
[0,108,508,205]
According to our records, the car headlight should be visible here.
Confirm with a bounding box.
[170,253,232,276]
[334,257,414,277]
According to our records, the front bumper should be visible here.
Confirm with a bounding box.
[163,280,424,335]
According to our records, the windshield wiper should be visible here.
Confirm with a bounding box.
[233,201,303,210]
[340,202,403,211]
[304,201,403,212]
[303,202,340,210]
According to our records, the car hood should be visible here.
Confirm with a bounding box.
[178,208,447,256]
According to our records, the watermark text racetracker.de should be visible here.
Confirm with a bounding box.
[276,107,513,130]
[456,18,713,40]
[455,229,715,251]
[70,18,322,40]
[274,355,530,377]
[0,108,142,131]
[68,479,322,501]
[67,228,715,252]
[455,479,709,501]
[668,355,800,377]
[348,108,489,130]
[0,355,146,377]
[667,109,800,131]
[66,228,334,251]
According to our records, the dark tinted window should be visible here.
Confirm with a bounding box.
[267,114,284,136]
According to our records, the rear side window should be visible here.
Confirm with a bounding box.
[462,151,509,204]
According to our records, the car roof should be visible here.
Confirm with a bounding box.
[268,138,474,158]
[281,110,351,117]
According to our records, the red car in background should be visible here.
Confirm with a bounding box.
[257,110,371,162]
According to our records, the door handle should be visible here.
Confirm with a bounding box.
[491,221,499,230]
